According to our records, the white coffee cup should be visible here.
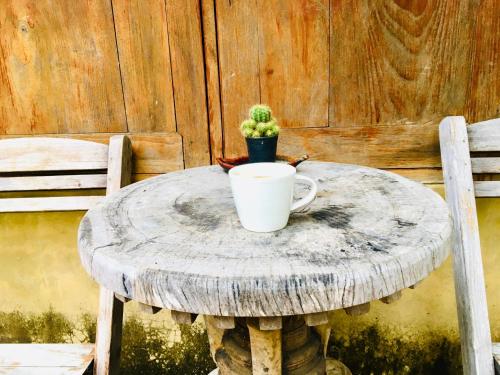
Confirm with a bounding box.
[229,163,317,232]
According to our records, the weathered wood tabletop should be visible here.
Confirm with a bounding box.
[78,161,451,374]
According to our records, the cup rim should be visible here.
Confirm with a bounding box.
[228,162,296,181]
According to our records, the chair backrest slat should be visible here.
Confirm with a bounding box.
[0,137,109,173]
[0,174,108,192]
[473,181,500,198]
[0,196,104,212]
[467,118,500,152]
[0,135,131,213]
[439,116,495,375]
[470,157,500,174]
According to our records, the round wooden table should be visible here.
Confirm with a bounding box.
[78,161,451,375]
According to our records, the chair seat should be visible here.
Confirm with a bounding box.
[494,342,499,374]
[0,344,94,374]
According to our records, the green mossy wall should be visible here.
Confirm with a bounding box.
[0,188,498,374]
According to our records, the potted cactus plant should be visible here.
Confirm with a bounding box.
[240,104,280,163]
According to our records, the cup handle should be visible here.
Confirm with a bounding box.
[291,174,317,212]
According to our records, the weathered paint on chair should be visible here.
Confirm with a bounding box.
[439,116,499,375]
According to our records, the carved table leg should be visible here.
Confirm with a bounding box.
[206,316,351,374]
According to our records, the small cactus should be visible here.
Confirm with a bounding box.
[249,105,272,123]
[240,105,279,138]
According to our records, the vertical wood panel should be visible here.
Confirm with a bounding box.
[216,0,331,157]
[466,0,500,122]
[0,0,126,134]
[216,0,260,158]
[258,0,329,128]
[201,0,224,162]
[112,0,176,133]
[330,0,474,127]
[166,0,210,167]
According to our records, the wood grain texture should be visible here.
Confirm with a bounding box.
[465,0,500,122]
[93,287,124,375]
[304,312,329,327]
[0,344,94,373]
[439,116,494,375]
[215,0,259,158]
[0,0,126,134]
[247,320,281,375]
[259,317,282,331]
[471,158,500,174]
[0,133,184,176]
[330,0,472,127]
[106,135,132,195]
[0,137,108,172]
[277,123,441,168]
[0,196,103,213]
[258,0,329,128]
[474,181,500,197]
[201,0,224,162]
[210,316,235,330]
[78,162,451,316]
[468,118,500,152]
[112,0,176,133]
[0,174,107,192]
[166,0,210,167]
[93,135,131,375]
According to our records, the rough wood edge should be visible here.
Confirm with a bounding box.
[247,319,282,375]
[0,196,103,213]
[474,181,500,197]
[204,316,225,364]
[468,117,500,152]
[380,291,402,304]
[106,135,132,195]
[209,316,235,329]
[170,310,197,325]
[304,312,329,326]
[94,287,123,375]
[344,303,370,316]
[113,293,130,304]
[0,174,108,192]
[440,116,494,375]
[258,317,282,331]
[201,0,223,163]
[471,157,500,174]
[138,303,162,315]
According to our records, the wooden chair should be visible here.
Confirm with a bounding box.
[0,136,132,374]
[440,116,500,375]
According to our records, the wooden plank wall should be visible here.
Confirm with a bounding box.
[1,0,499,182]
[206,0,500,183]
[0,0,210,180]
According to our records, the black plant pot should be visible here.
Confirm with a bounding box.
[246,136,278,163]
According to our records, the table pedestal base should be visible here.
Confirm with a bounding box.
[207,316,351,375]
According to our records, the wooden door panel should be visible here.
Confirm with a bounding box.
[0,0,126,134]
[213,0,499,175]
[216,0,330,156]
[112,0,177,133]
[330,0,474,127]
[258,0,329,128]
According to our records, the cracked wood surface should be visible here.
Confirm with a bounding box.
[78,161,451,317]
